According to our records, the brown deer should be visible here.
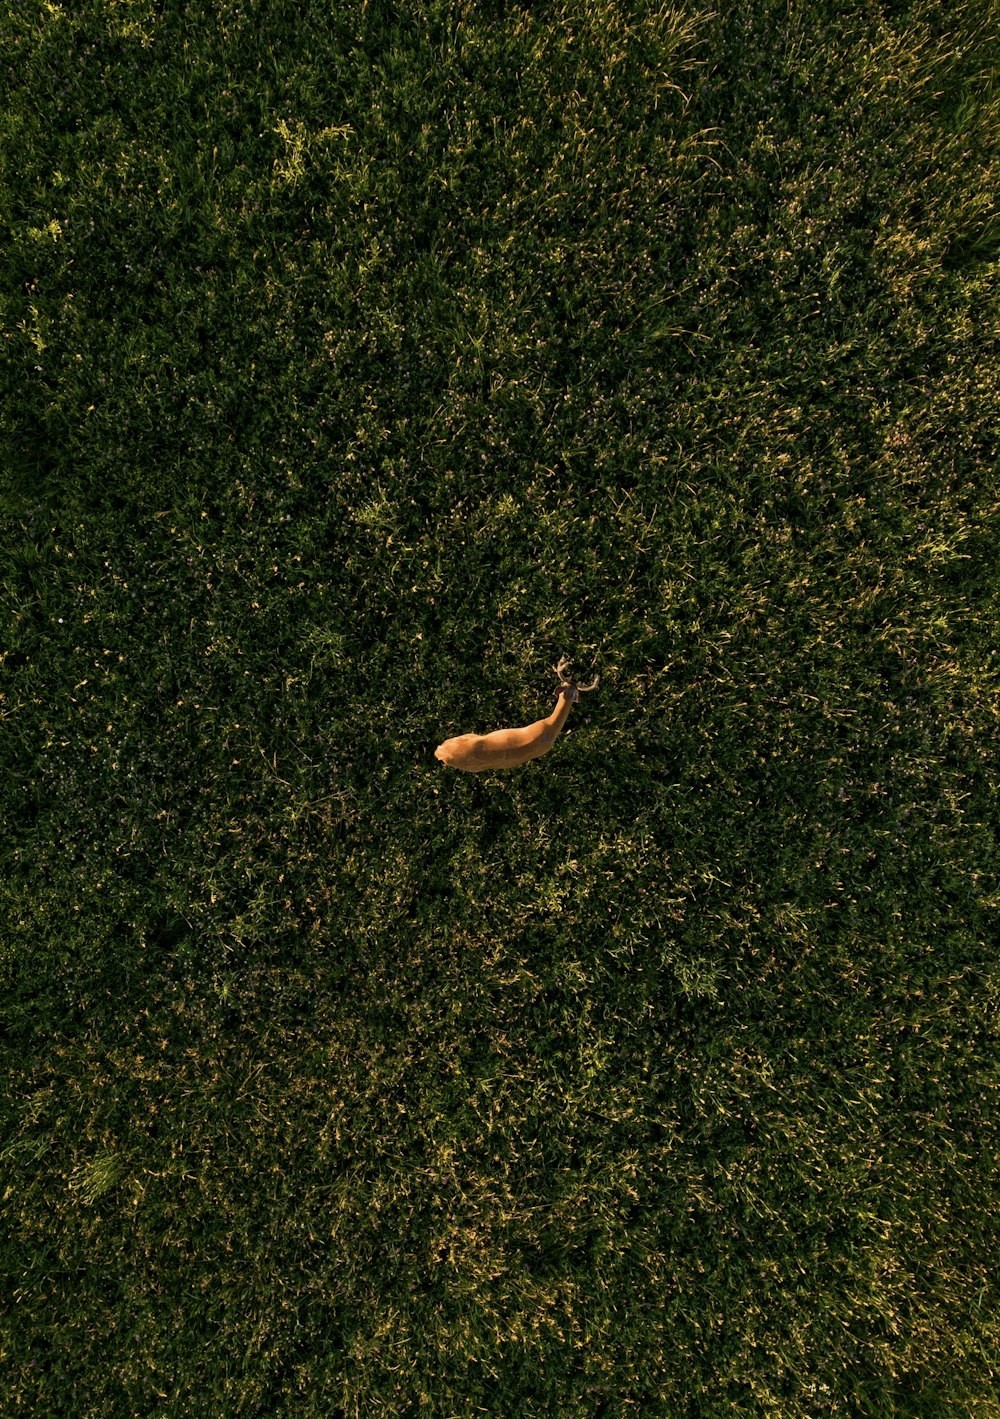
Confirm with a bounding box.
[434,659,599,772]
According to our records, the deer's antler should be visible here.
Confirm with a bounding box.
[552,658,599,692]
[553,656,575,686]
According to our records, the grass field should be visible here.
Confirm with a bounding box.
[2,0,999,1413]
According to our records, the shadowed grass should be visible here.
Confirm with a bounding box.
[2,0,999,1414]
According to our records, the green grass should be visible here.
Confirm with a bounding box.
[2,0,999,1413]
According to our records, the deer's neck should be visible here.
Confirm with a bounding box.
[543,689,575,742]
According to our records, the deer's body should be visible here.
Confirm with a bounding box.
[434,660,597,773]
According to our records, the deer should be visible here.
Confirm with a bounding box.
[434,659,599,772]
